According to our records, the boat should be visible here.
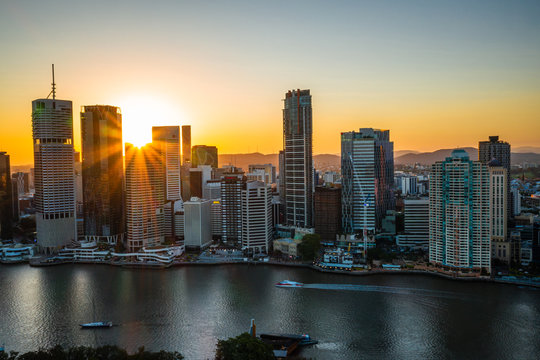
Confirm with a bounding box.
[80,321,113,328]
[275,280,304,288]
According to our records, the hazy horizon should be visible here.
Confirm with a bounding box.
[1,0,539,165]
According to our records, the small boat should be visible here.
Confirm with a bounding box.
[80,321,113,328]
[275,280,303,288]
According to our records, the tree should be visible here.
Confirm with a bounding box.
[297,234,321,261]
[215,333,274,360]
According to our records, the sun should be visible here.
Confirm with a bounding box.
[116,95,188,148]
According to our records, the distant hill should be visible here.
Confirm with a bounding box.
[395,150,420,157]
[513,146,540,154]
[396,148,540,165]
[218,153,340,171]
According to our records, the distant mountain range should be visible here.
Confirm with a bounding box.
[219,147,540,170]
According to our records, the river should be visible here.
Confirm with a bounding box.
[0,264,539,359]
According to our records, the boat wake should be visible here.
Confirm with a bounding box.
[302,283,459,298]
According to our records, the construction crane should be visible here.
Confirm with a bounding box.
[346,153,370,260]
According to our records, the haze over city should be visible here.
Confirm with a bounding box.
[1,0,540,165]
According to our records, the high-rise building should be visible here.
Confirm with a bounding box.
[429,149,491,272]
[479,136,511,221]
[12,172,29,196]
[282,89,313,228]
[184,197,212,249]
[81,105,125,244]
[181,125,191,164]
[241,181,272,254]
[32,91,77,252]
[341,128,394,233]
[221,169,245,244]
[192,145,218,168]
[248,164,276,185]
[211,199,222,237]
[488,162,507,242]
[189,168,203,199]
[314,186,342,242]
[0,152,13,240]
[152,126,182,202]
[397,198,429,250]
[125,143,164,251]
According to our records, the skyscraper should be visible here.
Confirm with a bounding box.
[314,186,342,242]
[429,149,491,273]
[241,181,272,254]
[479,136,511,221]
[32,78,76,252]
[181,125,191,164]
[282,89,313,228]
[341,128,394,233]
[81,105,125,243]
[0,152,13,240]
[192,145,218,168]
[221,168,245,244]
[125,143,164,251]
[152,126,182,202]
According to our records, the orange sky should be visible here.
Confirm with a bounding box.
[1,1,539,165]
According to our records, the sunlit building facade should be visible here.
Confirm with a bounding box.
[241,181,272,254]
[125,143,165,251]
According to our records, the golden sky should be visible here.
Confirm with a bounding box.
[1,1,539,165]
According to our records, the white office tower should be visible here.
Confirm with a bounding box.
[152,126,182,202]
[241,181,272,254]
[32,84,76,252]
[125,143,165,251]
[429,149,491,273]
[397,199,429,250]
[488,163,507,242]
[203,180,221,200]
[184,197,212,249]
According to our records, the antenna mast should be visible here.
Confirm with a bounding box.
[51,64,56,100]
[47,64,57,100]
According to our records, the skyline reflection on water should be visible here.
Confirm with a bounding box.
[0,264,539,359]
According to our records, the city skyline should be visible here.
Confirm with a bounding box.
[1,1,540,165]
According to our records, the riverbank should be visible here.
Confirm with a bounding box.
[10,256,539,289]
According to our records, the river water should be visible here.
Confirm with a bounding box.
[0,264,539,359]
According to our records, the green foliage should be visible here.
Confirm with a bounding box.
[0,345,182,360]
[215,333,274,360]
[297,234,321,261]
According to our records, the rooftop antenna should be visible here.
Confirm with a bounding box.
[47,64,56,100]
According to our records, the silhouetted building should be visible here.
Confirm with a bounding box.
[282,89,313,228]
[182,125,191,164]
[314,186,341,242]
[189,168,203,199]
[81,105,125,244]
[12,172,29,195]
[0,152,13,239]
[221,169,245,244]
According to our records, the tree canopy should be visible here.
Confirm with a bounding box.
[215,333,274,360]
[298,234,321,261]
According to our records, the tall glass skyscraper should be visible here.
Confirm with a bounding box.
[32,96,76,252]
[341,128,394,233]
[282,89,313,228]
[81,105,124,244]
[429,149,491,272]
[152,126,182,202]
[0,152,13,240]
